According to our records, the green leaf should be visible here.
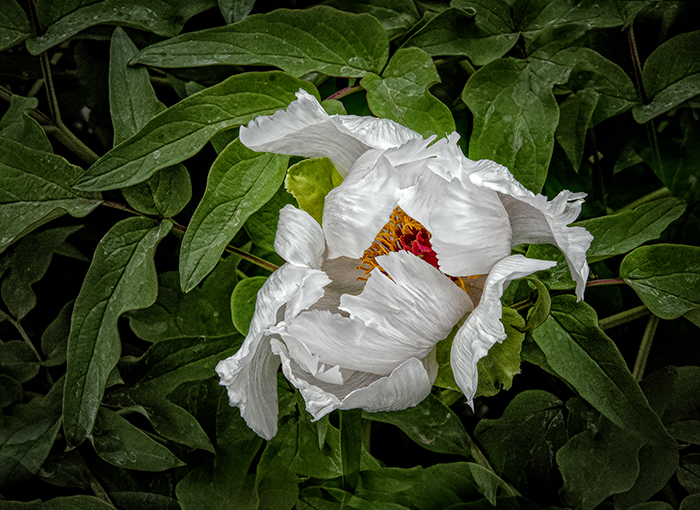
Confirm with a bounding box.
[74,72,315,192]
[620,244,700,320]
[513,0,624,33]
[475,390,567,500]
[41,300,73,367]
[633,30,700,123]
[109,27,193,217]
[364,394,473,458]
[218,0,256,24]
[230,276,267,336]
[132,6,389,78]
[659,366,700,445]
[523,276,552,333]
[615,443,680,507]
[361,47,454,137]
[531,295,676,448]
[678,454,700,495]
[0,380,63,487]
[0,0,30,51]
[557,416,642,510]
[245,186,297,252]
[0,138,101,254]
[63,217,171,448]
[114,335,242,451]
[0,495,116,509]
[401,6,517,66]
[127,255,240,341]
[0,341,40,384]
[1,225,82,320]
[323,0,420,41]
[28,0,216,55]
[462,58,558,193]
[179,138,287,292]
[285,157,343,225]
[92,406,183,471]
[476,307,525,397]
[681,495,700,510]
[0,95,52,153]
[578,198,686,263]
[175,394,263,510]
[340,408,362,493]
[555,89,598,172]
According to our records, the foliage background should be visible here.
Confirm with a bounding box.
[1,1,700,509]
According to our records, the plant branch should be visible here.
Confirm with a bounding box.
[632,314,660,381]
[326,84,363,101]
[599,305,650,330]
[587,277,626,287]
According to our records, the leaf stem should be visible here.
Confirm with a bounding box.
[598,305,650,330]
[326,85,363,102]
[632,314,660,382]
[0,308,43,363]
[586,277,626,287]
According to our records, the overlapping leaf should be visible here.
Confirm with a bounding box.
[74,72,316,192]
[132,6,389,78]
[0,0,30,51]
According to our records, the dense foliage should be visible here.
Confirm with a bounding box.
[1,1,699,509]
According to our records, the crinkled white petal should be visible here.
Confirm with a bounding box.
[274,204,325,269]
[332,115,421,152]
[272,337,436,421]
[450,255,557,407]
[398,170,512,276]
[215,264,329,439]
[340,251,473,347]
[239,90,370,176]
[469,159,593,299]
[323,152,400,260]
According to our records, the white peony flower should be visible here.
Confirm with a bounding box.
[216,90,593,440]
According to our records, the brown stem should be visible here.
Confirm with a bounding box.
[326,85,363,101]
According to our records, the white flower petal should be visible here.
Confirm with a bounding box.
[216,264,329,439]
[239,90,370,176]
[334,115,422,152]
[274,205,325,269]
[341,251,473,346]
[323,152,400,260]
[469,160,593,299]
[272,337,435,421]
[451,255,557,407]
[398,172,512,276]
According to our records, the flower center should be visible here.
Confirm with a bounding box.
[356,206,477,292]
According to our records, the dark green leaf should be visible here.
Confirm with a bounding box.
[340,408,362,493]
[28,0,216,55]
[75,72,314,192]
[179,138,287,292]
[361,47,455,137]
[657,366,700,444]
[285,157,342,225]
[462,58,558,193]
[0,95,52,153]
[133,6,389,78]
[63,217,171,448]
[578,198,686,263]
[41,300,73,367]
[1,225,82,320]
[0,341,40,384]
[364,394,473,458]
[513,0,624,33]
[555,89,598,172]
[218,0,256,24]
[110,492,181,510]
[620,244,700,320]
[523,277,552,333]
[0,374,22,408]
[34,450,91,490]
[127,255,240,341]
[0,138,101,254]
[531,295,676,448]
[245,186,297,252]
[678,454,700,495]
[175,394,263,510]
[122,165,192,218]
[92,406,183,471]
[0,495,116,509]
[615,443,680,508]
[681,495,700,510]
[0,0,30,51]
[557,417,642,510]
[402,6,517,66]
[475,390,567,499]
[633,30,700,124]
[230,276,267,336]
[323,0,420,41]
[0,380,63,487]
